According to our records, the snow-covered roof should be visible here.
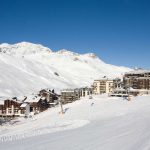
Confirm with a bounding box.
[94,78,114,81]
[137,77,150,79]
[61,89,75,92]
[41,97,46,100]
[20,103,29,107]
[24,95,41,103]
[114,88,126,92]
[129,88,150,92]
[17,96,27,101]
[125,69,150,75]
[80,87,92,90]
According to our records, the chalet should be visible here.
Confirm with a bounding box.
[0,96,48,117]
[0,88,60,118]
[24,95,49,115]
[20,103,30,116]
[38,89,59,106]
[93,78,114,94]
[0,98,24,117]
[60,89,80,104]
[123,69,150,95]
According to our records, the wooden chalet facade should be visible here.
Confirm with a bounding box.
[0,89,59,117]
[0,99,29,117]
[38,89,59,106]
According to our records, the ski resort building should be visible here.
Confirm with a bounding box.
[24,95,45,115]
[0,98,29,117]
[0,95,51,117]
[110,69,150,97]
[60,89,80,104]
[80,87,93,97]
[123,69,150,95]
[93,78,114,94]
[113,78,124,89]
[109,87,140,97]
[38,89,59,106]
[0,89,59,117]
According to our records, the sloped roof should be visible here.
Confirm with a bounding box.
[24,95,41,103]
[20,103,29,107]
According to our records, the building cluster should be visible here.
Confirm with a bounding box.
[93,69,150,97]
[0,89,59,118]
[60,87,93,104]
[0,69,150,118]
[0,87,93,118]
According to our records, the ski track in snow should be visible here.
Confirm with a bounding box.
[0,120,89,143]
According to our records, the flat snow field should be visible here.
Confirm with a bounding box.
[0,95,150,150]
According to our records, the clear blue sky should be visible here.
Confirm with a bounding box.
[0,0,150,68]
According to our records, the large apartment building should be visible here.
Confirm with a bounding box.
[123,70,150,90]
[60,89,80,104]
[123,69,150,95]
[93,78,114,94]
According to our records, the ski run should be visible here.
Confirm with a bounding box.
[0,95,150,150]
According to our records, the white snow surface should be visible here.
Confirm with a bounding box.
[0,95,150,150]
[125,69,150,74]
[0,42,131,97]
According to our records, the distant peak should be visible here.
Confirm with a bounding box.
[16,41,34,45]
[57,49,79,56]
[0,42,52,55]
[0,43,10,47]
[83,53,97,58]
[15,41,45,47]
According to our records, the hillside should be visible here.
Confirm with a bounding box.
[0,42,131,97]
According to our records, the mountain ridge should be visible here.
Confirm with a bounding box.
[0,42,99,59]
[0,42,131,97]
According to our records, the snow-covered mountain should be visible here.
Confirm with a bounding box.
[0,42,131,97]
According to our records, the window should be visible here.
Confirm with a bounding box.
[21,109,25,114]
[15,109,18,113]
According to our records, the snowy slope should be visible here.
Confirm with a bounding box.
[0,95,150,150]
[0,42,131,97]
